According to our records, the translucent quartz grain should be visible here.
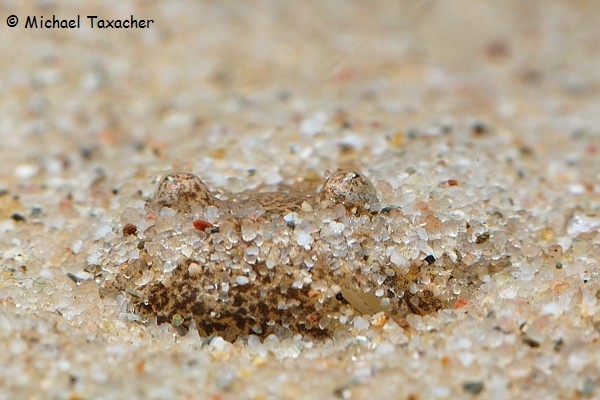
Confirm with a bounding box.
[241,221,257,241]
[296,232,313,247]
[204,205,219,223]
[235,276,250,285]
[441,220,459,237]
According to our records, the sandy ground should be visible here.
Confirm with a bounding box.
[1,1,600,399]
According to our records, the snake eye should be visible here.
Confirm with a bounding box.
[335,292,344,301]
[318,170,380,211]
[153,172,214,213]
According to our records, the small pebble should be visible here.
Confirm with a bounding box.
[122,223,138,236]
[193,219,214,231]
[10,213,26,222]
[471,122,489,136]
[463,381,484,394]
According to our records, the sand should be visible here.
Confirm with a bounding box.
[1,1,600,399]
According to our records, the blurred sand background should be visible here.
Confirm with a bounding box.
[1,1,600,399]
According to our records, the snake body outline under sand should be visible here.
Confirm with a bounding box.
[102,170,508,341]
